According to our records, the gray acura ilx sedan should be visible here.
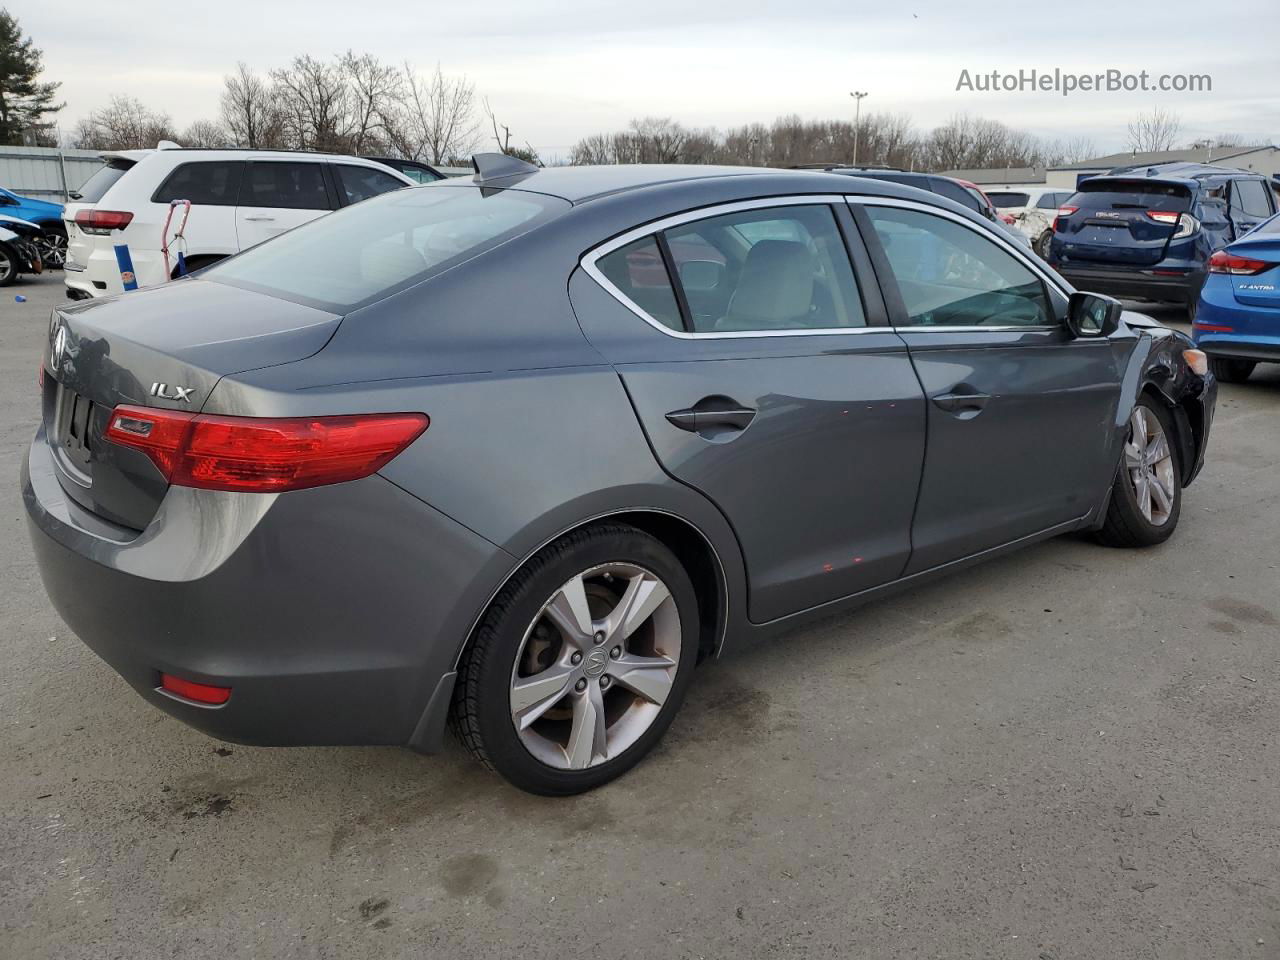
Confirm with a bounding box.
[25,156,1216,794]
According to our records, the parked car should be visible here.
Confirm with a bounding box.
[63,147,413,300]
[26,158,1215,795]
[0,187,66,267]
[1192,211,1280,382]
[985,186,1078,257]
[0,214,45,284]
[363,156,446,183]
[818,167,1033,248]
[1048,162,1277,319]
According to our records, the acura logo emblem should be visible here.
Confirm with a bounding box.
[51,325,68,369]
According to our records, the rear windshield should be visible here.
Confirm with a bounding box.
[206,185,568,312]
[986,191,1029,208]
[72,159,135,202]
[1070,180,1191,213]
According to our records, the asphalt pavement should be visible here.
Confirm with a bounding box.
[2,272,1278,959]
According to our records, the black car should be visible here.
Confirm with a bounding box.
[1048,162,1278,319]
[363,156,447,184]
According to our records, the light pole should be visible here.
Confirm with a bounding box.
[850,91,868,166]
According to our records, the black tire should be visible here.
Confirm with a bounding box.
[0,243,16,286]
[1186,298,1197,324]
[1209,357,1255,383]
[1034,230,1052,259]
[1095,398,1182,548]
[451,523,699,795]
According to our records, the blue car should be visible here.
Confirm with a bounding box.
[0,186,65,267]
[1049,162,1277,318]
[1193,212,1280,382]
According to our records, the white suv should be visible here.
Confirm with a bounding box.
[63,147,413,299]
[982,186,1078,257]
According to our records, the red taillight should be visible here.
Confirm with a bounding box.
[1053,205,1078,231]
[105,406,428,492]
[74,209,134,235]
[160,673,232,705]
[1147,210,1181,225]
[1208,250,1270,275]
[1000,213,1016,225]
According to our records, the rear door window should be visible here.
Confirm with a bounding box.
[865,205,1052,327]
[151,161,245,205]
[333,164,408,205]
[1231,179,1274,219]
[664,205,865,333]
[241,162,332,210]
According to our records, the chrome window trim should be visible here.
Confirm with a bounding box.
[579,195,885,340]
[852,195,1070,333]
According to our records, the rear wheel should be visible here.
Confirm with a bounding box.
[1209,357,1256,383]
[1034,230,1052,259]
[451,523,699,795]
[34,224,67,269]
[1095,398,1182,548]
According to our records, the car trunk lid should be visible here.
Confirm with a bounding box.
[42,279,340,531]
[1056,180,1192,267]
[1224,236,1280,310]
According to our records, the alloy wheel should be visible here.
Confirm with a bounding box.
[509,562,681,770]
[35,233,67,269]
[1124,406,1176,526]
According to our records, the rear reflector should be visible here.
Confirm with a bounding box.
[106,406,429,492]
[1208,250,1271,275]
[1193,322,1235,332]
[160,673,232,705]
[74,209,134,235]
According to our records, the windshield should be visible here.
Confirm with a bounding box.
[207,185,568,312]
[986,192,1030,208]
[72,159,136,202]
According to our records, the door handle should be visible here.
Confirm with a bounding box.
[243,216,276,222]
[666,399,757,433]
[932,390,991,413]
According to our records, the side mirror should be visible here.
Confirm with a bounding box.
[678,259,726,293]
[1065,291,1122,338]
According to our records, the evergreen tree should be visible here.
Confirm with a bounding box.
[0,9,62,145]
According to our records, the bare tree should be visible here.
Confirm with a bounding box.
[1126,107,1182,153]
[482,98,539,163]
[270,55,351,152]
[397,63,479,164]
[341,51,400,153]
[220,62,283,148]
[180,119,229,148]
[73,94,176,150]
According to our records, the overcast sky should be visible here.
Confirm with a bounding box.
[28,1,1280,161]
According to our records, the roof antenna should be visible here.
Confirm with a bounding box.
[471,153,539,183]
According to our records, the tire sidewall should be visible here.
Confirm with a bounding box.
[0,243,15,285]
[1113,398,1182,543]
[472,528,700,794]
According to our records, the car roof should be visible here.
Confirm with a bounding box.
[472,164,961,206]
[1094,160,1263,186]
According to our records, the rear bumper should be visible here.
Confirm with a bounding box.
[1052,263,1205,304]
[1193,283,1280,362]
[23,430,513,751]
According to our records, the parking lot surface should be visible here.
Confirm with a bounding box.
[2,272,1278,959]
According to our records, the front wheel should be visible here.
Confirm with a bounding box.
[0,243,17,286]
[1209,357,1255,383]
[451,524,699,795]
[1095,399,1182,548]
